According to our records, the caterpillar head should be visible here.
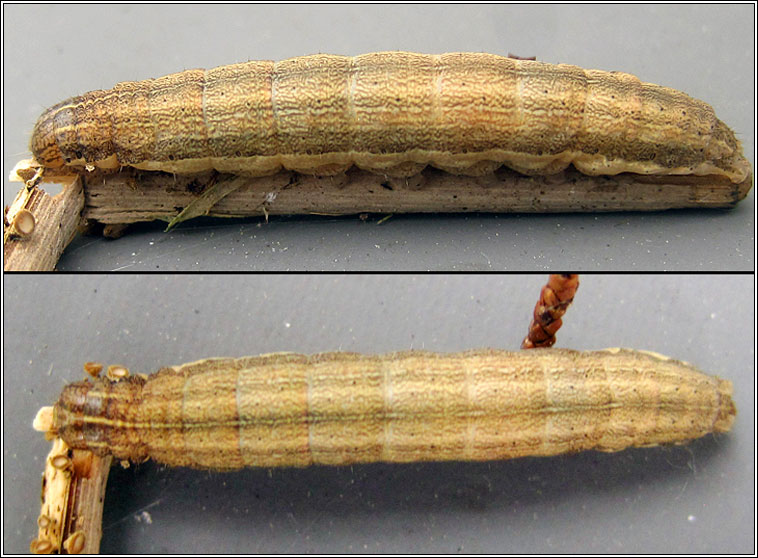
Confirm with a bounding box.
[30,99,72,169]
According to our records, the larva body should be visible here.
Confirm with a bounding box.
[31,52,750,183]
[48,349,735,470]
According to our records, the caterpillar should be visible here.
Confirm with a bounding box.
[30,52,751,183]
[35,348,735,470]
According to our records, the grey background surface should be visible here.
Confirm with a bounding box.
[3,4,755,271]
[3,274,754,553]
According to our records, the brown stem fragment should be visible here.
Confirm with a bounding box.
[522,274,580,349]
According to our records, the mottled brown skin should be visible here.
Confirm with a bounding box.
[50,349,736,471]
[30,53,750,182]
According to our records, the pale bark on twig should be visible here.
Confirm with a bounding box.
[30,438,112,554]
[4,160,752,271]
[3,174,84,271]
[80,166,752,226]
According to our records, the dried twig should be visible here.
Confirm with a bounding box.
[79,167,752,227]
[29,437,111,554]
[4,159,751,272]
[522,274,580,349]
[3,169,84,271]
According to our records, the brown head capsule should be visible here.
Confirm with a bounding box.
[30,52,751,183]
[45,349,735,470]
[49,375,146,458]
